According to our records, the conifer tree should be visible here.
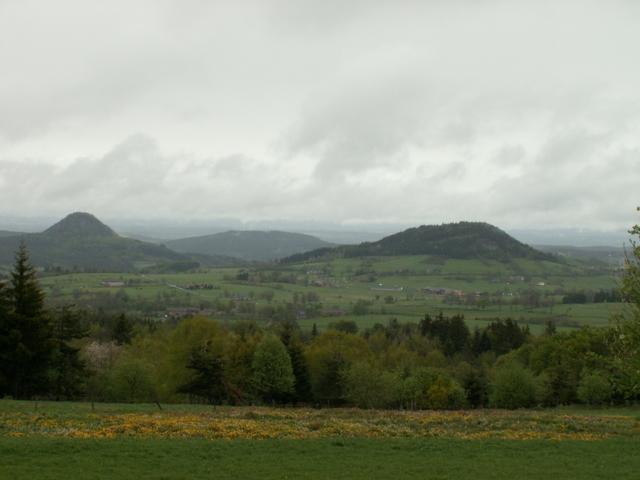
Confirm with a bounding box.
[1,242,53,398]
[50,306,89,400]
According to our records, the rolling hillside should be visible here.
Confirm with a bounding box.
[0,212,193,272]
[283,222,555,263]
[165,230,334,262]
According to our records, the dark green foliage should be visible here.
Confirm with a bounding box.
[0,243,54,398]
[179,343,227,404]
[460,367,489,408]
[50,306,89,400]
[277,322,312,403]
[419,313,470,356]
[284,222,554,263]
[474,318,529,355]
[328,319,358,334]
[111,314,134,345]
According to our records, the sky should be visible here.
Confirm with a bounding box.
[0,0,639,233]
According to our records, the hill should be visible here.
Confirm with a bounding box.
[0,230,22,238]
[283,222,555,263]
[165,230,335,262]
[0,212,194,272]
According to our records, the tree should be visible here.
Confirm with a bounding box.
[489,362,536,409]
[305,331,371,405]
[0,243,53,398]
[608,208,640,400]
[111,313,134,345]
[179,342,227,404]
[251,335,295,403]
[342,361,400,409]
[278,321,312,403]
[50,306,89,400]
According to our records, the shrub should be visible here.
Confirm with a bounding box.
[489,363,536,409]
[577,372,613,406]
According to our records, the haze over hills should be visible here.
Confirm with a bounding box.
[283,222,555,263]
[0,212,194,272]
[165,231,335,262]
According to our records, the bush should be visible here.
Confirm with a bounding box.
[342,362,400,409]
[577,372,613,406]
[489,363,536,409]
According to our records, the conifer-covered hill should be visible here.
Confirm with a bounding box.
[165,230,334,262]
[0,212,193,272]
[283,222,555,263]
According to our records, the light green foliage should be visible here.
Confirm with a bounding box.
[577,372,613,406]
[342,362,401,409]
[251,335,295,402]
[305,331,371,404]
[608,209,640,400]
[490,363,536,409]
[109,355,157,402]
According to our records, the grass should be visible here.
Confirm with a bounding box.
[3,437,640,479]
[38,255,621,333]
[1,400,640,479]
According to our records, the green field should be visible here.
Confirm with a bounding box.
[36,254,622,335]
[1,400,639,479]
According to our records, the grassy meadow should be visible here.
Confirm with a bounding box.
[1,400,639,479]
[38,254,623,333]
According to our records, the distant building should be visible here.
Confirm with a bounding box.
[101,281,125,288]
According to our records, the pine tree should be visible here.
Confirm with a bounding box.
[50,306,89,400]
[11,242,44,318]
[178,342,227,404]
[1,242,53,398]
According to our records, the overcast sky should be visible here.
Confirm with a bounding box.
[1,0,639,231]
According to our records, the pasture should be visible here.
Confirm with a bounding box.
[37,254,622,333]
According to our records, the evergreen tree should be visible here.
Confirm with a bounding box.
[277,321,312,403]
[11,242,45,317]
[179,342,227,404]
[111,313,134,345]
[50,306,89,400]
[1,243,53,398]
[0,279,13,394]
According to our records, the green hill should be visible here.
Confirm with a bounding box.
[0,212,193,272]
[283,222,555,263]
[165,230,334,262]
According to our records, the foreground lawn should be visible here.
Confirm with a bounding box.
[1,400,639,479]
[2,437,640,479]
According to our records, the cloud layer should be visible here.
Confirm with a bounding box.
[1,0,639,229]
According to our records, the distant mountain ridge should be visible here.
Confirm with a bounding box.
[165,230,335,262]
[0,212,193,272]
[283,222,554,263]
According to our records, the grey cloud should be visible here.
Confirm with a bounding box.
[1,1,640,231]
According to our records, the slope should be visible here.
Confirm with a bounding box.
[165,230,334,262]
